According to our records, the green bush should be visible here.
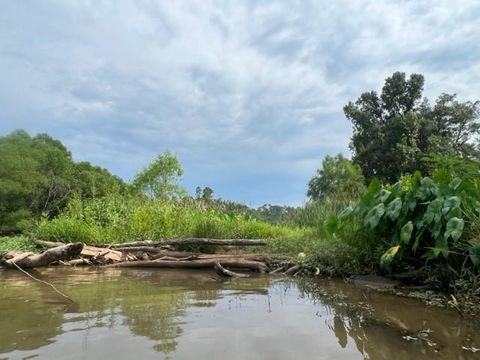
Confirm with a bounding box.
[330,172,480,281]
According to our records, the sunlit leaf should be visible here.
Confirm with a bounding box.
[380,245,400,268]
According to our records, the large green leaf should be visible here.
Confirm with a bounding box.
[423,198,442,225]
[415,178,438,201]
[442,196,460,217]
[364,203,385,229]
[400,221,413,244]
[380,245,400,268]
[444,217,464,241]
[385,198,402,221]
[376,189,391,203]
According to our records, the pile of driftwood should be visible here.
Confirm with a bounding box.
[0,238,299,278]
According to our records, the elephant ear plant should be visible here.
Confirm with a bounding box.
[329,171,480,283]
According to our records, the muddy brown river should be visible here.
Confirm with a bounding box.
[0,267,479,359]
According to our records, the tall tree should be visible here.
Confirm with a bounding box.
[307,154,365,201]
[345,72,480,183]
[132,151,186,200]
[0,130,125,233]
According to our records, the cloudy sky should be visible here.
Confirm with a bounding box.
[1,1,479,206]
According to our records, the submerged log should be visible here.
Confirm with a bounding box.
[106,258,269,273]
[94,238,268,248]
[4,243,84,269]
[214,262,250,278]
[284,264,300,276]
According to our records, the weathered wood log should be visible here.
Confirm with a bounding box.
[284,264,300,276]
[4,243,84,269]
[34,239,66,248]
[214,262,250,278]
[115,246,167,253]
[149,251,270,261]
[94,238,268,248]
[150,250,202,259]
[81,245,123,262]
[61,258,91,266]
[270,266,285,274]
[106,258,269,273]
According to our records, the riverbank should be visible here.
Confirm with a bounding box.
[2,235,479,320]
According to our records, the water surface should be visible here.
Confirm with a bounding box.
[0,267,479,359]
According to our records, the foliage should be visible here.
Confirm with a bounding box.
[195,186,214,202]
[0,236,36,254]
[345,72,480,183]
[132,151,186,200]
[256,204,297,224]
[307,153,366,201]
[0,130,125,234]
[36,194,301,244]
[330,172,480,285]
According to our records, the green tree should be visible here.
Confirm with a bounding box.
[0,129,125,233]
[307,154,366,201]
[201,187,214,201]
[133,151,186,200]
[73,162,126,199]
[345,72,480,183]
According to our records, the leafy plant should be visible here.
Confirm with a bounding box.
[331,172,480,277]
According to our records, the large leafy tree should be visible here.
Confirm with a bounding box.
[133,151,186,200]
[345,72,480,183]
[0,130,125,233]
[307,154,366,201]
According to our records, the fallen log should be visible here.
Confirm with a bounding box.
[214,262,250,278]
[34,239,65,248]
[4,243,84,269]
[114,246,167,253]
[106,258,269,273]
[284,264,300,276]
[94,238,268,248]
[60,258,91,266]
[81,245,123,262]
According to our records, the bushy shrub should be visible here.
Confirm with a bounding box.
[329,172,480,281]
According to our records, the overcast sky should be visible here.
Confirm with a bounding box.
[1,1,479,206]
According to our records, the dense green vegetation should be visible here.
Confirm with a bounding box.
[0,130,126,234]
[1,71,479,307]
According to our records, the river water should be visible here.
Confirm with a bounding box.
[0,267,479,359]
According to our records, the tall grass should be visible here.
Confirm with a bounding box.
[0,236,36,254]
[36,194,303,244]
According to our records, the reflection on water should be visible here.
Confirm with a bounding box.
[0,267,479,359]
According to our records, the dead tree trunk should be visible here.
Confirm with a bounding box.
[214,263,250,278]
[4,243,84,269]
[106,258,268,273]
[94,238,267,248]
[34,239,66,248]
